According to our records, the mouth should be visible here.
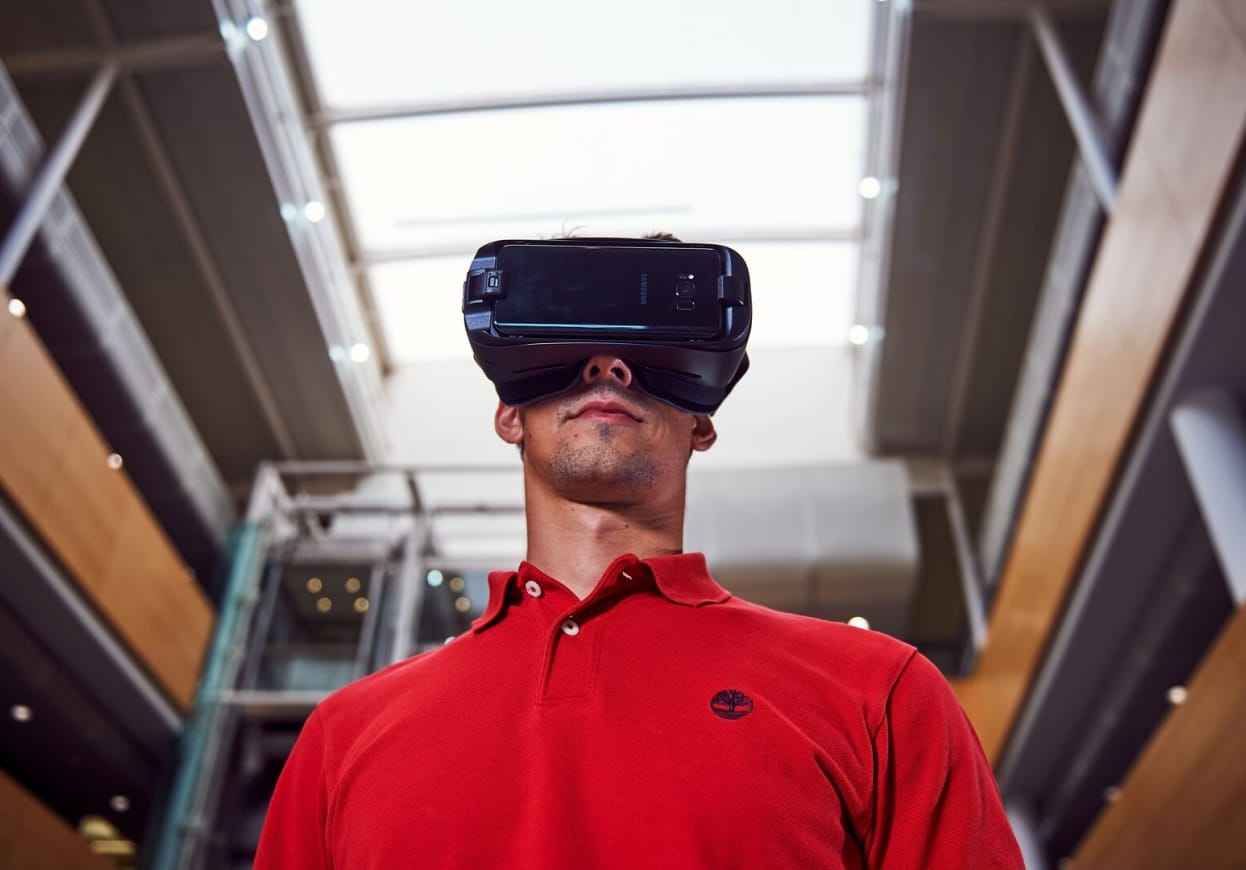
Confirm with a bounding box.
[568,398,644,423]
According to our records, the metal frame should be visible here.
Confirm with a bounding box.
[0,61,117,287]
[1031,6,1119,214]
[310,81,872,127]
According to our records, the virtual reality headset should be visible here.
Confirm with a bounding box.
[463,238,751,415]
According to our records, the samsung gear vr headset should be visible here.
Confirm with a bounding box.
[463,237,751,415]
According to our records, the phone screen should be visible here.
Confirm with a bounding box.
[492,244,723,338]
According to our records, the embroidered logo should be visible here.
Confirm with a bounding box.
[709,689,754,720]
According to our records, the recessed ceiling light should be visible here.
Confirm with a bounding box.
[454,596,471,613]
[847,324,871,346]
[303,200,326,223]
[245,16,270,41]
[353,597,370,614]
[306,577,323,594]
[316,596,332,613]
[847,616,871,630]
[349,343,371,363]
[8,298,27,318]
[345,577,361,594]
[858,176,882,199]
[106,453,124,470]
[427,569,444,587]
[1167,685,1188,705]
[448,576,465,593]
[109,795,130,813]
[10,704,33,722]
[328,345,347,363]
[280,203,298,222]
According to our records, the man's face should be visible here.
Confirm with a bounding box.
[494,354,716,505]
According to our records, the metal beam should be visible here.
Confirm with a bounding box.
[1171,389,1246,605]
[1031,6,1119,214]
[0,61,117,286]
[311,81,871,127]
[1,33,224,77]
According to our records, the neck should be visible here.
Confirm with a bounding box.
[522,469,687,599]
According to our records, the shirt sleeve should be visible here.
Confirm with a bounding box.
[866,651,1024,869]
[254,708,333,870]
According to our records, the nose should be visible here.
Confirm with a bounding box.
[580,354,633,389]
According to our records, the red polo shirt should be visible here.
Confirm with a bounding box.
[255,553,1022,868]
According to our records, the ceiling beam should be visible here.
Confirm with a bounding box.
[310,81,870,127]
[954,0,1246,763]
[1,32,224,77]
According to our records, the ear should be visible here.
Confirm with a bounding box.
[494,402,525,447]
[690,415,717,452]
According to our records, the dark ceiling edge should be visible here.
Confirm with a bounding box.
[0,62,235,585]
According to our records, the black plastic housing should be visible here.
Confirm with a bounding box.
[463,238,751,414]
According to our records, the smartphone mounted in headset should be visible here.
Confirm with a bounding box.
[463,238,751,414]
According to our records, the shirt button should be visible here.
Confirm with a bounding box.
[524,579,543,598]
[560,618,580,637]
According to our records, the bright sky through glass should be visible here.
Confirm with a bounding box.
[294,0,876,364]
[297,0,871,108]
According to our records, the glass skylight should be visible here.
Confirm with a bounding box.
[294,0,878,443]
[297,0,871,109]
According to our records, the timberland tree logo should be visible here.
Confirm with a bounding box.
[709,689,753,720]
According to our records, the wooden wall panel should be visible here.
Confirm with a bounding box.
[0,293,213,711]
[0,769,113,870]
[1072,604,1246,868]
[955,0,1246,761]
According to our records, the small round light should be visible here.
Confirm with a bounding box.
[328,345,347,363]
[303,200,326,223]
[847,616,871,630]
[443,635,456,645]
[858,176,882,199]
[427,569,444,587]
[448,576,465,593]
[280,202,298,222]
[345,576,361,594]
[306,577,323,594]
[8,298,27,318]
[454,596,471,613]
[349,343,371,363]
[1167,685,1188,706]
[353,597,369,614]
[847,324,871,346]
[109,795,130,813]
[1103,786,1121,803]
[106,453,124,470]
[245,16,270,41]
[10,704,33,722]
[316,596,332,613]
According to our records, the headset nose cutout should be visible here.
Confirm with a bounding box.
[581,354,633,389]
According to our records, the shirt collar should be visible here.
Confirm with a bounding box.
[471,552,729,633]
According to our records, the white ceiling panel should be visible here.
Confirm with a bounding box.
[296,0,871,109]
[332,97,865,254]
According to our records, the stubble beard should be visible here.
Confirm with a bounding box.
[548,420,659,500]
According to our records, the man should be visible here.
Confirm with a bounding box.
[256,262,1023,869]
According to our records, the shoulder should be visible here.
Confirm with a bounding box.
[711,594,920,719]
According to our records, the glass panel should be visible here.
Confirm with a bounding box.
[296,0,872,109]
[333,97,865,254]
